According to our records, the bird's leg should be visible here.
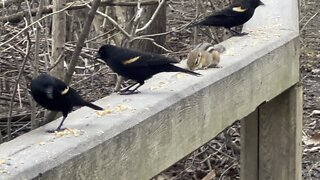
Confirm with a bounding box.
[46,116,67,133]
[226,28,248,36]
[119,82,138,93]
[130,82,144,93]
[119,82,144,95]
[113,75,124,92]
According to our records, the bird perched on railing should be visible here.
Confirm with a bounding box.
[95,44,201,95]
[187,0,264,35]
[187,43,226,71]
[30,74,103,132]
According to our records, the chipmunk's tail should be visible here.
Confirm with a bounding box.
[209,44,226,53]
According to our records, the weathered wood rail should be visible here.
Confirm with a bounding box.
[0,0,300,179]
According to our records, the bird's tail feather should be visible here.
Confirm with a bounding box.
[167,65,201,76]
[84,102,103,110]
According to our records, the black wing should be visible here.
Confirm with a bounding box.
[50,76,71,97]
[117,47,178,67]
[211,2,250,17]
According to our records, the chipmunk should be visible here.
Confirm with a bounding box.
[187,42,226,71]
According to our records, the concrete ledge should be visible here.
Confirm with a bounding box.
[0,0,299,179]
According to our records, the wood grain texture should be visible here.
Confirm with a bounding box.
[0,36,300,180]
[241,110,259,180]
[241,84,302,180]
[259,85,302,180]
[38,38,300,180]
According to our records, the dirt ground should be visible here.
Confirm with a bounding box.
[299,0,320,179]
[0,0,319,179]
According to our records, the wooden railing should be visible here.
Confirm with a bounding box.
[0,0,300,179]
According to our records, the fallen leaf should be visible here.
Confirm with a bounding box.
[202,169,216,180]
[304,133,320,145]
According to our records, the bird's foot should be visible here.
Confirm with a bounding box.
[119,90,140,95]
[46,127,66,133]
[227,28,248,36]
[233,32,248,36]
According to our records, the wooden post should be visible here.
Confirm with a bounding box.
[241,84,302,180]
[241,109,259,180]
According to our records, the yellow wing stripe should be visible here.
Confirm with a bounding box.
[123,56,140,65]
[61,86,69,95]
[232,6,247,12]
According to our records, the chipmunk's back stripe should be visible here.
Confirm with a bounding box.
[205,45,216,53]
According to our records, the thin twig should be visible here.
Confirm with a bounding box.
[64,0,101,84]
[130,24,186,41]
[132,37,173,52]
[31,0,44,130]
[0,2,76,48]
[7,25,31,141]
[136,0,166,33]
[17,84,22,108]
[0,0,159,23]
[301,9,320,32]
[92,4,131,39]
[46,52,64,71]
[219,163,237,180]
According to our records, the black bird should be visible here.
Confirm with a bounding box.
[30,74,103,132]
[96,45,201,95]
[187,0,264,35]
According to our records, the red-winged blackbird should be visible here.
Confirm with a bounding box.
[96,44,201,95]
[30,74,103,132]
[187,0,264,35]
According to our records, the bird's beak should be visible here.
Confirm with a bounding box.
[260,1,265,6]
[94,53,100,60]
[94,53,106,64]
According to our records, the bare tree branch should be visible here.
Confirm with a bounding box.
[0,2,76,48]
[135,0,166,33]
[92,4,131,39]
[0,0,159,23]
[64,0,101,84]
[7,24,31,141]
[30,0,44,130]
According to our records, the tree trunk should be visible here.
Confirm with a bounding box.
[45,0,67,124]
[51,0,66,79]
[131,1,167,54]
